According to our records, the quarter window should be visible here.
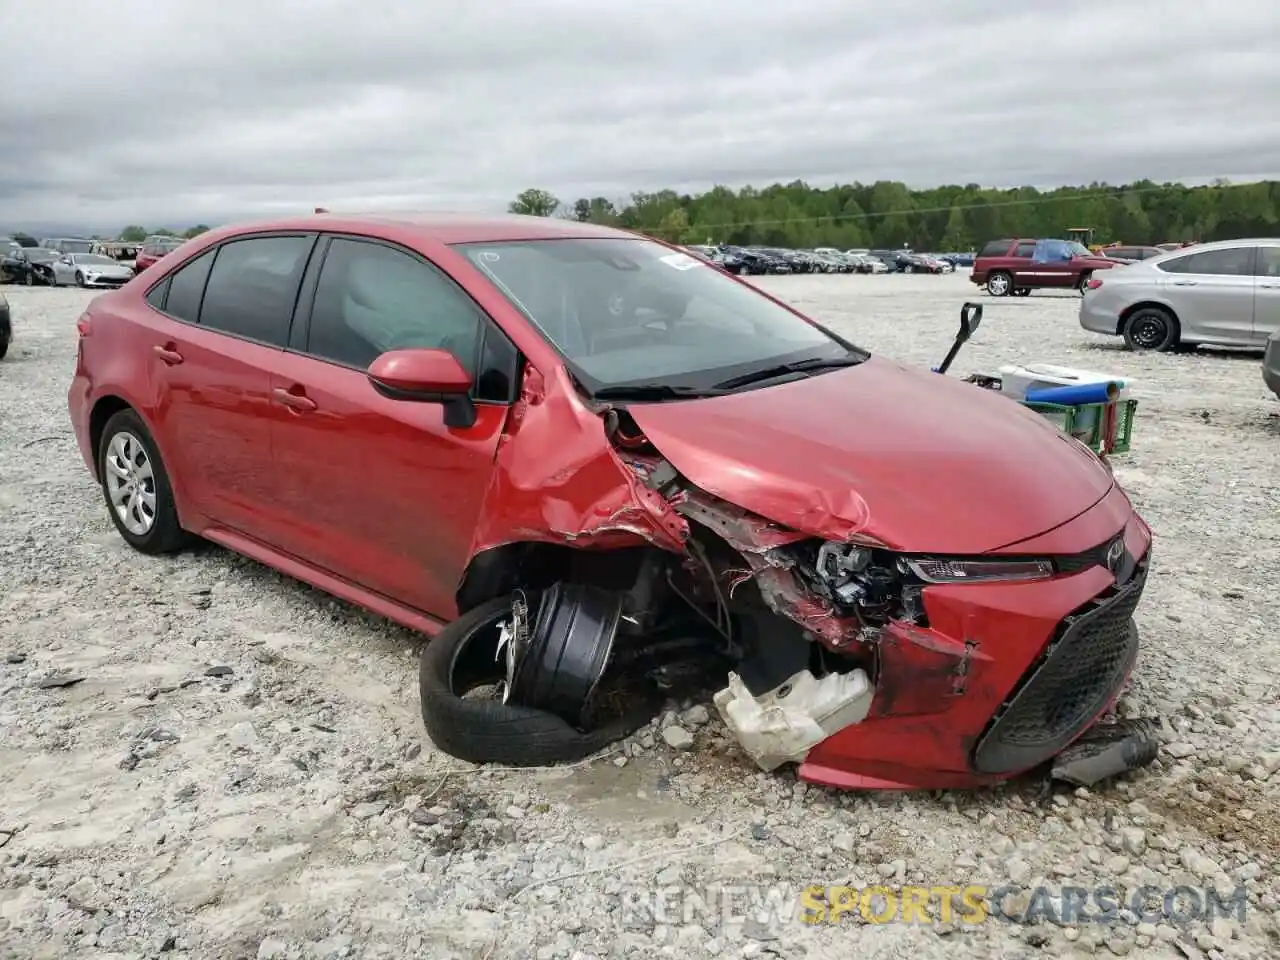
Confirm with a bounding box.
[1158,246,1256,276]
[199,236,313,346]
[305,238,481,372]
[979,240,1010,257]
[1013,241,1037,258]
[162,249,215,323]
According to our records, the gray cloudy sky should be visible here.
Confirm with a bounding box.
[3,0,1279,230]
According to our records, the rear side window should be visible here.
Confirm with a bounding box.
[199,236,313,346]
[979,240,1010,257]
[1158,246,1256,276]
[163,249,215,322]
[1013,241,1038,258]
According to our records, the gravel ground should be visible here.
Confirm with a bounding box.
[1,274,1278,960]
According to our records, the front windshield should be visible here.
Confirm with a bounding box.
[454,237,863,390]
[1068,241,1092,257]
[27,249,57,262]
[75,254,116,265]
[62,240,93,253]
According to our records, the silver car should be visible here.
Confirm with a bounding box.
[52,253,135,288]
[1079,238,1280,351]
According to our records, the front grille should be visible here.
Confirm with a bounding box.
[972,562,1147,775]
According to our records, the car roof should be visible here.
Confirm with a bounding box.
[194,212,638,246]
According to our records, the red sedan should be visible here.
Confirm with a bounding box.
[67,212,1152,790]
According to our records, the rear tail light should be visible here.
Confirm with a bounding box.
[1086,278,1104,290]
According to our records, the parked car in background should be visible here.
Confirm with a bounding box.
[57,253,135,288]
[41,237,95,255]
[1,246,60,285]
[851,254,888,274]
[1079,238,1280,351]
[1099,246,1166,263]
[972,238,1121,296]
[945,252,976,267]
[0,291,10,359]
[66,210,1153,790]
[1264,327,1280,400]
[134,235,185,272]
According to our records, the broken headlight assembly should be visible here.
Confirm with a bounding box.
[799,542,1055,630]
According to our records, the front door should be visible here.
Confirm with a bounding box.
[1158,245,1257,344]
[263,235,513,620]
[1252,246,1280,343]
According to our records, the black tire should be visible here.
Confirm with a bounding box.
[419,595,654,766]
[75,272,86,288]
[1122,306,1179,352]
[986,271,1012,296]
[97,408,190,554]
[1014,287,1031,297]
[1077,272,1092,294]
[24,271,33,286]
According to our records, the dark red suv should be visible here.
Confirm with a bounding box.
[971,238,1120,296]
[67,212,1153,791]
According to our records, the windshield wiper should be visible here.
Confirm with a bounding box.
[591,383,730,401]
[712,355,864,390]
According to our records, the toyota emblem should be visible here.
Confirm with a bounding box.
[1105,538,1125,572]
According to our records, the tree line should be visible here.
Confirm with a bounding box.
[508,179,1280,251]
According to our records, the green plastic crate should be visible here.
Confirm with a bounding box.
[1021,398,1138,456]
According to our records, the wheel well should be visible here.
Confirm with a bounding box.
[1119,300,1179,332]
[88,395,132,479]
[454,542,667,616]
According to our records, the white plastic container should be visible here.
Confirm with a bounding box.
[997,363,1130,401]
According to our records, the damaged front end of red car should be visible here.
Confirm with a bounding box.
[442,360,1157,791]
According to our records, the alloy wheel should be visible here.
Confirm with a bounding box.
[104,432,158,536]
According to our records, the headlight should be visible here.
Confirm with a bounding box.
[902,558,1054,583]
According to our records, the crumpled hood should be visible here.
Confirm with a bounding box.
[627,356,1115,554]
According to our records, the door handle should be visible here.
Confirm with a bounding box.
[1260,282,1280,289]
[1172,280,1198,286]
[272,387,317,412]
[153,344,184,365]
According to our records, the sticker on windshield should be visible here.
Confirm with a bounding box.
[480,251,501,263]
[659,252,701,271]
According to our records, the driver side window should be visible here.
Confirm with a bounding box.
[306,238,480,373]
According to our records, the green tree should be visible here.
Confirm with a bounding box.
[119,225,148,242]
[508,188,560,217]
[183,225,210,239]
[939,206,970,251]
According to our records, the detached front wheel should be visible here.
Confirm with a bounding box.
[418,594,652,767]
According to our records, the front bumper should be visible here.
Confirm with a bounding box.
[793,506,1152,791]
[83,276,131,288]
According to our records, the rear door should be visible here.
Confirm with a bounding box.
[1009,240,1040,286]
[1252,245,1280,342]
[261,234,516,619]
[1156,245,1257,344]
[141,233,318,538]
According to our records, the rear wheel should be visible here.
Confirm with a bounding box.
[986,271,1012,296]
[1014,287,1031,297]
[1077,272,1093,294]
[23,271,33,286]
[97,409,190,554]
[1122,306,1179,352]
